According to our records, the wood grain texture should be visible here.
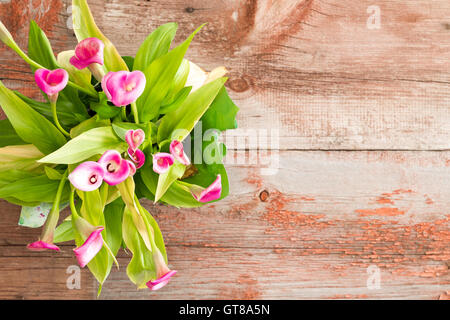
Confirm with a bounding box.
[0,0,449,299]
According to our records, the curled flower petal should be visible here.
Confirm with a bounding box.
[98,150,130,186]
[192,175,222,203]
[35,68,69,96]
[69,161,105,192]
[152,153,174,174]
[73,227,104,268]
[27,240,60,252]
[128,148,146,169]
[101,71,146,107]
[170,140,190,166]
[125,129,145,152]
[70,37,105,69]
[126,160,137,176]
[146,270,177,291]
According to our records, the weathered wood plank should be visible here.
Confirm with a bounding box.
[1,151,448,299]
[1,0,450,149]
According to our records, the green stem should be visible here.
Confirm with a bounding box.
[131,102,139,124]
[121,106,127,121]
[51,100,70,137]
[41,171,68,242]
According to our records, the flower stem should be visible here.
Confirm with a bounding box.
[121,106,127,121]
[41,171,68,242]
[131,102,139,124]
[50,100,70,137]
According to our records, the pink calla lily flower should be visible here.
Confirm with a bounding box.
[35,68,69,97]
[153,153,174,174]
[126,129,145,152]
[170,140,190,166]
[101,71,146,107]
[73,227,105,268]
[69,161,105,192]
[192,174,222,203]
[128,148,146,169]
[98,150,131,186]
[27,240,60,252]
[147,270,178,291]
[70,37,105,69]
[146,248,177,291]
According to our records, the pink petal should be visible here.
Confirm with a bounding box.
[128,148,146,169]
[152,153,174,174]
[125,129,145,151]
[73,227,105,268]
[126,160,137,176]
[101,71,146,107]
[98,150,130,186]
[35,68,69,96]
[192,175,222,203]
[70,37,104,69]
[27,240,60,252]
[69,161,105,192]
[170,140,191,166]
[146,270,177,291]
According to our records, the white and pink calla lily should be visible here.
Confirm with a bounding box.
[98,150,131,186]
[170,140,190,166]
[69,161,105,192]
[191,174,222,203]
[73,226,105,268]
[152,153,174,174]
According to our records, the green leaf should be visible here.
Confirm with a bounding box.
[0,119,27,147]
[39,126,126,164]
[154,162,185,203]
[122,56,135,71]
[161,59,190,106]
[54,219,75,243]
[0,169,39,187]
[0,175,70,204]
[157,77,226,143]
[201,86,239,133]
[122,206,155,288]
[104,198,125,256]
[137,25,204,122]
[70,116,110,139]
[90,93,121,120]
[133,22,178,72]
[0,82,67,155]
[72,0,129,72]
[57,50,95,95]
[159,86,191,115]
[44,166,63,180]
[0,144,44,172]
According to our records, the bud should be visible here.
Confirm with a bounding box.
[0,20,17,48]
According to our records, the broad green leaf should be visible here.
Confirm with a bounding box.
[161,59,190,106]
[70,116,110,139]
[157,77,226,143]
[15,92,87,129]
[79,189,105,226]
[159,86,191,115]
[0,81,67,155]
[0,175,70,204]
[39,126,126,164]
[54,219,75,243]
[122,56,135,71]
[201,86,239,133]
[72,0,129,72]
[0,144,44,172]
[154,162,185,203]
[122,206,155,288]
[44,166,64,180]
[137,25,204,122]
[0,170,39,187]
[133,22,178,72]
[90,93,121,120]
[104,198,125,256]
[0,119,27,147]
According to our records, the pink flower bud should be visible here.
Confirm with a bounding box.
[70,37,105,70]
[69,161,105,192]
[98,150,131,186]
[101,71,146,107]
[34,68,69,97]
[170,140,190,166]
[152,153,174,174]
[27,240,60,252]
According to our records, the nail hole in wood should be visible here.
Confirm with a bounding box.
[185,7,195,13]
[259,190,269,202]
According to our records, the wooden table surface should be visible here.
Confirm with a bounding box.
[0,0,449,300]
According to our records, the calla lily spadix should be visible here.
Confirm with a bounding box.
[69,161,105,192]
[170,140,190,166]
[98,150,132,186]
[153,153,174,174]
[70,37,105,81]
[101,71,146,107]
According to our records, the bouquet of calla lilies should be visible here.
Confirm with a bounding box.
[0,0,238,295]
